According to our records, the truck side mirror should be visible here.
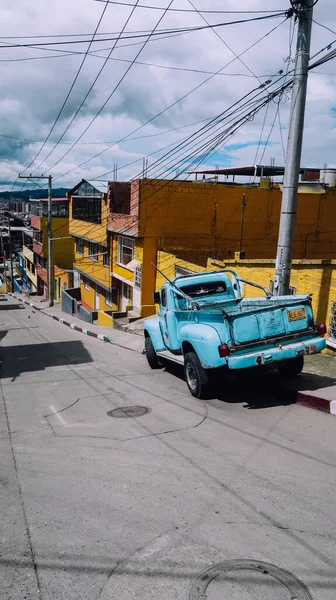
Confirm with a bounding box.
[153,291,160,304]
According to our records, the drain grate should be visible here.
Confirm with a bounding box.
[188,559,313,599]
[107,406,151,419]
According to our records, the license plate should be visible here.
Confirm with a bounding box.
[287,308,306,322]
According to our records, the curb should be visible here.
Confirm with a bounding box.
[7,293,143,353]
[297,390,336,416]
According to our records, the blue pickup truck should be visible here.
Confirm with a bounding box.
[144,270,326,398]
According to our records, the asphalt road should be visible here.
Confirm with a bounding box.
[1,296,336,600]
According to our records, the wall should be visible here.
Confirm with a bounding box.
[54,266,72,303]
[98,310,114,328]
[156,249,336,353]
[80,278,95,309]
[136,179,336,261]
[52,218,74,270]
[69,195,109,245]
[74,239,110,290]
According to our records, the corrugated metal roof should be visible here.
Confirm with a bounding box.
[189,165,321,177]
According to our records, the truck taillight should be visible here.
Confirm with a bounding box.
[218,343,230,357]
[317,323,326,336]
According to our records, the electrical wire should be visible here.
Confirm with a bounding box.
[29,0,142,175]
[187,0,262,85]
[95,0,287,14]
[43,0,177,175]
[19,1,110,176]
[50,17,288,183]
[0,14,287,51]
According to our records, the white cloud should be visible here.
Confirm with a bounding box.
[0,0,336,190]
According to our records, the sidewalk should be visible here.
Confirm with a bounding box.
[8,293,144,354]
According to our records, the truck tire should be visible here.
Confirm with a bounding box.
[145,336,162,369]
[184,351,212,399]
[277,356,304,377]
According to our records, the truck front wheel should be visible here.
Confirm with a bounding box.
[277,356,304,377]
[184,352,212,399]
[145,336,162,369]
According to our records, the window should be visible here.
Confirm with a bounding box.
[105,290,112,307]
[180,281,227,298]
[329,301,336,342]
[88,242,98,261]
[76,238,85,255]
[134,266,142,288]
[72,197,102,224]
[175,266,194,277]
[102,247,109,267]
[82,276,90,291]
[161,288,167,307]
[41,202,69,218]
[118,236,134,266]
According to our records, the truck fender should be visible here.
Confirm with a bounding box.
[179,323,226,369]
[144,316,165,352]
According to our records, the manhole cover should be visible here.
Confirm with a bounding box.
[188,560,312,600]
[107,406,151,418]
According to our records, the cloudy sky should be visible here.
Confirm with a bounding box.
[0,0,336,192]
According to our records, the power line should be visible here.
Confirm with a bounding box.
[311,18,336,37]
[19,1,110,175]
[29,0,142,175]
[95,0,286,14]
[0,14,287,51]
[51,17,288,183]
[43,0,177,174]
[187,0,263,84]
[0,47,273,80]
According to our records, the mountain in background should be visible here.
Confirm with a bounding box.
[0,188,70,200]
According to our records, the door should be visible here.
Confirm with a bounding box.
[95,285,100,310]
[122,283,132,312]
[133,266,141,312]
[74,270,80,288]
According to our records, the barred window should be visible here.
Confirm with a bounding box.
[329,301,336,341]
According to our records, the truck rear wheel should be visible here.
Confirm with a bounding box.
[184,352,212,399]
[145,336,162,369]
[277,356,304,377]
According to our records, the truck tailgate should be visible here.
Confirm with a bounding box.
[227,297,313,347]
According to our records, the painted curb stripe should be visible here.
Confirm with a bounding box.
[297,391,335,415]
[8,293,142,353]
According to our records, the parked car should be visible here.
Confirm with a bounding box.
[144,270,326,398]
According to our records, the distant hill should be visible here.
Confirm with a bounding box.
[0,188,70,200]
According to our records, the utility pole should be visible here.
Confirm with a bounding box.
[47,175,54,307]
[7,215,14,291]
[18,174,54,306]
[274,0,313,296]
[0,229,7,292]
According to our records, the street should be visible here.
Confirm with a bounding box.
[1,296,336,600]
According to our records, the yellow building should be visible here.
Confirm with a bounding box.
[23,198,73,297]
[54,265,74,303]
[68,169,336,347]
[68,180,117,315]
[108,170,336,350]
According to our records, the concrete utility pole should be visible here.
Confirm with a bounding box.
[0,229,7,292]
[274,0,313,296]
[18,174,54,306]
[47,175,54,307]
[7,216,14,291]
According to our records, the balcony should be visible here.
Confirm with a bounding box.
[33,240,44,257]
[31,215,42,231]
[36,264,48,283]
[23,244,34,263]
